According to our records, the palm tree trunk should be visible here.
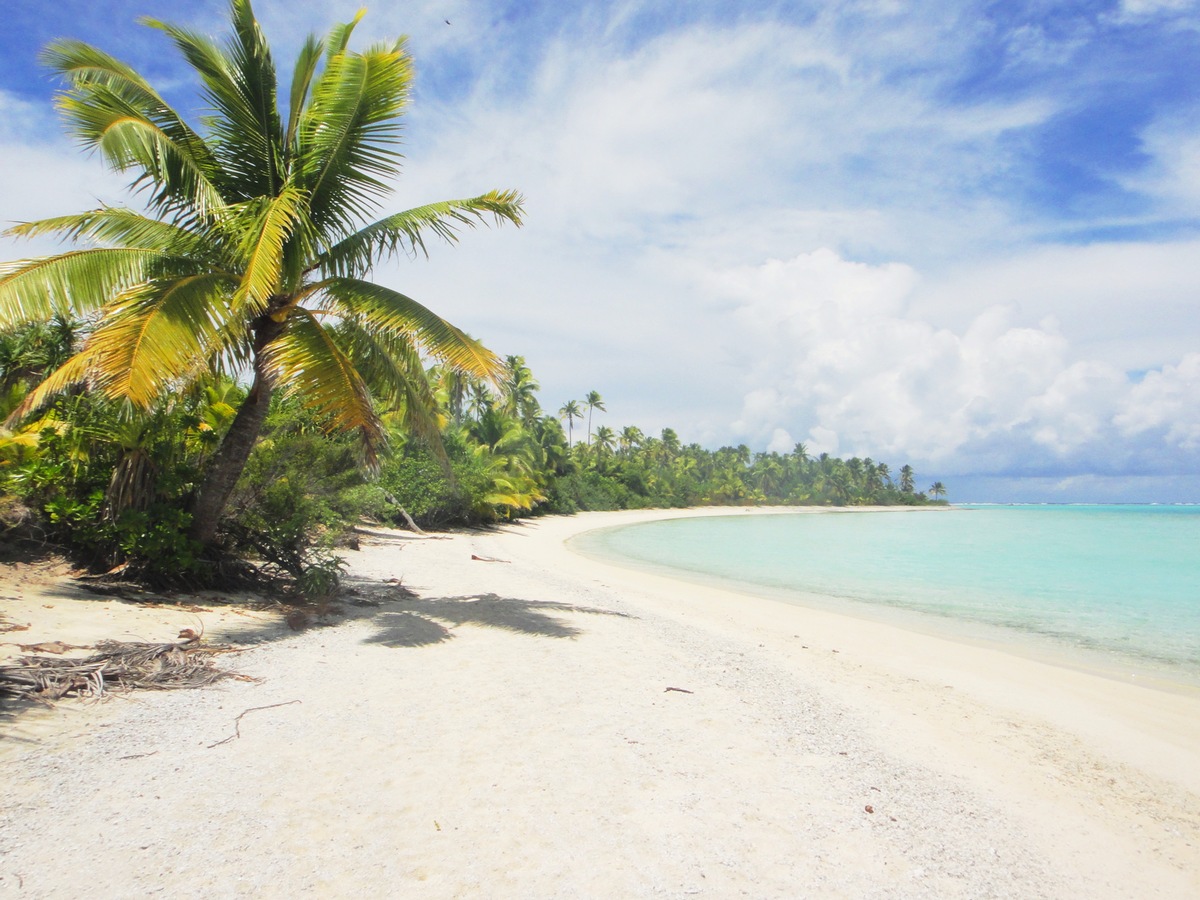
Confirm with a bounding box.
[187,317,284,546]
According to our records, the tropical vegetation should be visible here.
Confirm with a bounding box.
[0,0,522,550]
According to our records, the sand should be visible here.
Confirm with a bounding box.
[1,507,1198,898]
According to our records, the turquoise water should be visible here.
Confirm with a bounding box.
[573,506,1200,681]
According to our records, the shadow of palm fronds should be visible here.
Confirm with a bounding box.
[363,593,631,648]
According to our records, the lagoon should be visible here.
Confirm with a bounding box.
[573,505,1200,685]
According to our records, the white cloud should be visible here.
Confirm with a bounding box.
[1118,0,1198,16]
[1124,115,1200,214]
[713,248,1200,475]
[766,427,795,454]
[0,91,132,259]
[910,241,1200,371]
[1116,353,1200,449]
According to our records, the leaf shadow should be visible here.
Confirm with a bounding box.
[363,593,632,648]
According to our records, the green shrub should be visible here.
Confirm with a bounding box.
[224,419,359,576]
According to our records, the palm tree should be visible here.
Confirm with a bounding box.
[500,354,540,424]
[0,1,523,546]
[584,390,605,445]
[659,428,680,459]
[592,425,616,467]
[929,481,947,501]
[899,465,916,494]
[558,400,582,447]
[618,425,643,456]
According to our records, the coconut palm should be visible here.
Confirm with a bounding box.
[659,428,680,461]
[558,400,582,447]
[0,1,523,545]
[592,424,616,468]
[929,481,947,501]
[500,354,541,425]
[584,390,605,445]
[618,425,643,456]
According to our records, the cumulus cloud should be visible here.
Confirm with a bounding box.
[714,248,1200,476]
[1116,354,1200,450]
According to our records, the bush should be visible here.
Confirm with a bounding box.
[376,431,499,528]
[221,400,370,597]
[544,471,634,513]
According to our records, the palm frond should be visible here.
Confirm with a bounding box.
[297,39,412,234]
[319,278,504,381]
[43,40,225,216]
[263,310,384,468]
[318,190,525,277]
[6,208,214,259]
[324,8,367,64]
[0,248,175,326]
[336,321,446,452]
[77,274,236,408]
[142,9,283,200]
[4,351,94,425]
[285,33,325,153]
[228,183,311,312]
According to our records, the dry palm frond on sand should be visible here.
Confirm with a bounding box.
[0,633,249,703]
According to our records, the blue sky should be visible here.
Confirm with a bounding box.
[1,0,1198,501]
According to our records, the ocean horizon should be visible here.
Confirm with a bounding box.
[572,505,1200,687]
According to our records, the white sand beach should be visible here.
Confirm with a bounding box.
[2,507,1199,898]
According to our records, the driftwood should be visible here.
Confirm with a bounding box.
[0,636,249,703]
[383,493,427,534]
[207,699,301,748]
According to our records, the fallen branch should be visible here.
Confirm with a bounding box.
[383,493,427,534]
[0,638,248,703]
[207,700,301,748]
[664,686,694,694]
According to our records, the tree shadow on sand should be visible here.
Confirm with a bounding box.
[363,594,632,648]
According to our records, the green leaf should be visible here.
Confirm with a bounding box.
[319,278,504,381]
[263,310,384,468]
[0,248,173,326]
[318,190,525,277]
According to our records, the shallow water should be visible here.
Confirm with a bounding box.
[573,506,1200,682]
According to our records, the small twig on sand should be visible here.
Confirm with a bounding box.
[664,686,694,694]
[118,750,159,761]
[207,700,301,748]
[470,554,510,563]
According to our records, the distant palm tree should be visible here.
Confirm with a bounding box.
[899,465,916,494]
[593,425,616,460]
[929,481,947,501]
[618,425,643,455]
[659,427,680,462]
[558,400,582,447]
[500,354,541,424]
[0,0,524,545]
[466,381,494,421]
[584,390,605,445]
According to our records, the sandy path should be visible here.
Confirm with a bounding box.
[1,509,1198,897]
